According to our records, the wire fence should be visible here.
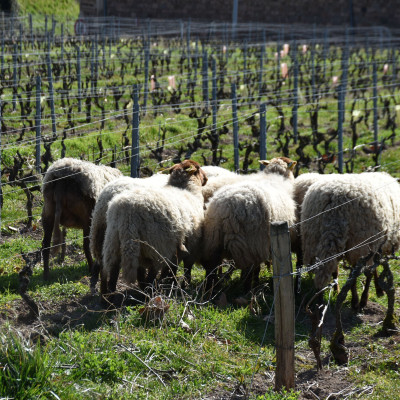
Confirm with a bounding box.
[1,14,400,397]
[0,15,399,269]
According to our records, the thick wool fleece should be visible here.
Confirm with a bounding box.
[102,175,205,285]
[292,173,337,254]
[202,172,296,274]
[42,157,122,200]
[201,165,236,178]
[202,157,295,204]
[301,172,400,289]
[90,174,168,262]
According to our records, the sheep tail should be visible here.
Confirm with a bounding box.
[103,204,141,285]
[120,222,140,284]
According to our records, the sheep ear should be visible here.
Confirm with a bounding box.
[259,160,270,166]
[184,165,197,174]
[287,161,297,170]
[160,167,172,174]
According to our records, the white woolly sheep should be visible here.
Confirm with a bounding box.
[202,157,295,204]
[89,173,168,287]
[293,172,383,307]
[201,157,297,293]
[100,160,208,297]
[301,172,400,308]
[201,165,235,178]
[292,173,338,265]
[41,157,122,280]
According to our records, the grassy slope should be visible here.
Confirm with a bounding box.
[15,0,80,22]
[0,2,399,399]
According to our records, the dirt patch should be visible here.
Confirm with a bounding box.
[1,277,398,400]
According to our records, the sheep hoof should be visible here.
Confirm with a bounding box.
[381,313,398,336]
[329,331,348,365]
[351,299,360,312]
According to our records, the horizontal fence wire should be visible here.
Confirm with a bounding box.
[0,17,400,283]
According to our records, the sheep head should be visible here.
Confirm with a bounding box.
[164,159,208,188]
[259,157,296,180]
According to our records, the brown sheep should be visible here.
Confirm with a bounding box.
[41,158,122,280]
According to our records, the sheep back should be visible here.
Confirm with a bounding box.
[301,172,400,289]
[42,158,122,201]
[90,174,168,262]
[102,184,204,284]
[202,177,296,270]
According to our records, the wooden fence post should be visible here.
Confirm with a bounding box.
[47,38,56,138]
[270,221,295,391]
[292,41,299,144]
[12,43,17,112]
[372,62,378,146]
[143,42,149,115]
[61,23,64,66]
[29,13,33,48]
[131,84,140,178]
[259,102,267,168]
[202,49,208,105]
[337,42,349,174]
[0,97,2,238]
[77,46,82,112]
[258,31,265,100]
[35,75,41,174]
[231,83,239,172]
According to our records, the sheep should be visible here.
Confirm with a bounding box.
[201,165,235,178]
[292,173,338,267]
[89,173,168,287]
[293,172,383,303]
[301,171,400,308]
[41,157,123,280]
[201,157,297,294]
[100,160,208,298]
[202,157,295,204]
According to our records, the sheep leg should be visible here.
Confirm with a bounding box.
[373,268,384,298]
[204,265,219,299]
[306,292,324,370]
[99,267,109,305]
[41,211,55,281]
[59,226,67,263]
[107,262,120,294]
[90,260,101,294]
[379,259,397,335]
[332,268,340,293]
[330,253,372,365]
[252,264,261,290]
[359,268,374,310]
[350,279,360,311]
[241,268,253,294]
[183,261,193,287]
[203,248,224,298]
[241,264,260,294]
[137,266,149,292]
[83,227,94,273]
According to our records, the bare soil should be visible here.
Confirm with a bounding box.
[1,261,399,400]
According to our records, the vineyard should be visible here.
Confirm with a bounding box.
[0,14,400,399]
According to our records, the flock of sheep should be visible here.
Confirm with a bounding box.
[40,157,400,311]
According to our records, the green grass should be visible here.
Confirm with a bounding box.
[0,13,399,398]
[16,0,80,23]
[0,329,54,399]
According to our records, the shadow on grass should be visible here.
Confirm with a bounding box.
[232,271,382,348]
[0,261,90,295]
